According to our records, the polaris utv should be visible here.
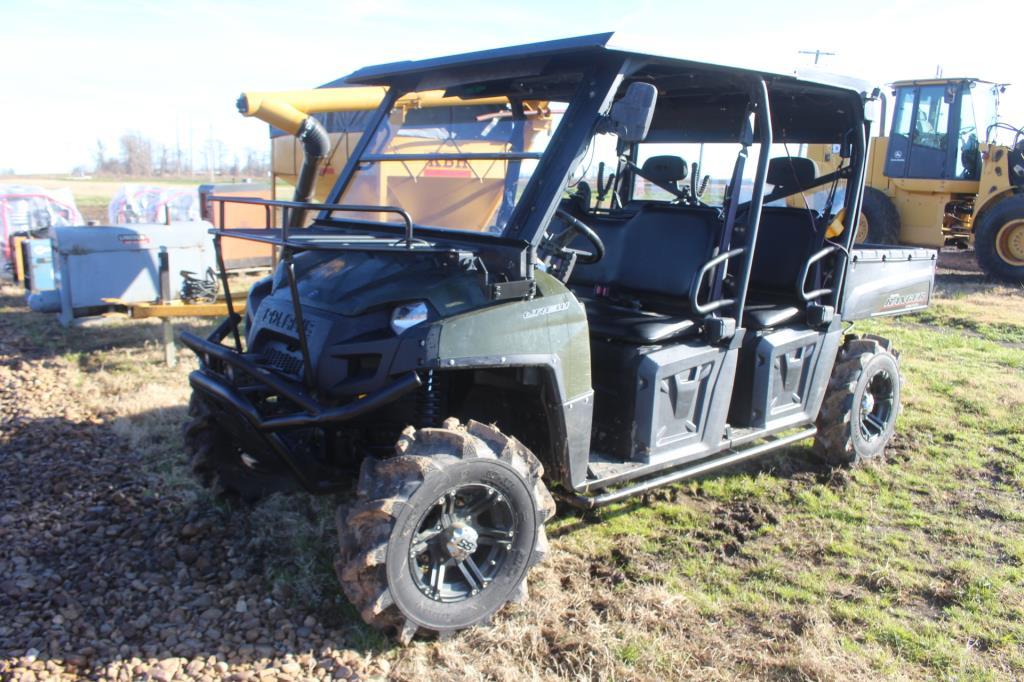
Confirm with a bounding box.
[182,34,937,642]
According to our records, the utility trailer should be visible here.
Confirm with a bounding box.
[180,34,936,642]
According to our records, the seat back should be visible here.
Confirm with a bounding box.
[766,156,818,194]
[615,205,718,298]
[747,206,820,296]
[570,205,720,302]
[641,155,688,184]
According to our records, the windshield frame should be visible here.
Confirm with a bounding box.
[316,61,626,246]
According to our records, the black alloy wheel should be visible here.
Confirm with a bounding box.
[815,335,902,465]
[858,368,896,444]
[335,419,555,643]
[409,484,516,602]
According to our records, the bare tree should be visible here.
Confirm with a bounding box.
[201,136,218,176]
[93,130,266,178]
[243,148,270,177]
[156,145,170,176]
[119,132,154,176]
[93,140,108,174]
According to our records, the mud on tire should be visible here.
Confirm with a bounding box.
[858,187,901,245]
[335,418,555,643]
[814,335,902,466]
[183,392,295,504]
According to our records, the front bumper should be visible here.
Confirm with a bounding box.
[180,315,421,493]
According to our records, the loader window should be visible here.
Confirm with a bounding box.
[956,88,981,179]
[913,85,950,150]
[893,88,914,138]
[973,82,999,144]
[889,84,956,179]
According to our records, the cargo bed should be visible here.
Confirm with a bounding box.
[841,245,937,320]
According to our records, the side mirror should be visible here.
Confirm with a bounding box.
[602,82,657,142]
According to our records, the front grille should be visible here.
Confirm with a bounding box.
[264,346,304,377]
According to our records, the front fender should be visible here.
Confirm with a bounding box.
[431,272,593,487]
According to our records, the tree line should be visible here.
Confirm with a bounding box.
[88,132,270,178]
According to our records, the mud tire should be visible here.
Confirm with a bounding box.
[335,418,555,643]
[858,187,901,244]
[183,392,295,504]
[974,194,1024,283]
[814,335,902,466]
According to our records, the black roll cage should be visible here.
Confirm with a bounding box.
[195,53,868,426]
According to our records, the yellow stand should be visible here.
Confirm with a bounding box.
[102,298,248,367]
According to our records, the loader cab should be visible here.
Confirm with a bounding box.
[883,79,998,181]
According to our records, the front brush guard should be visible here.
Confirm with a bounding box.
[180,314,422,494]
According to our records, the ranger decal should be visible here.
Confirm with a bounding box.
[522,301,570,320]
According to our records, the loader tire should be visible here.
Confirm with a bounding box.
[974,194,1024,283]
[814,335,901,466]
[335,418,555,643]
[857,188,901,244]
[183,392,295,504]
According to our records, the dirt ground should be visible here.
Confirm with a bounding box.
[0,251,1022,681]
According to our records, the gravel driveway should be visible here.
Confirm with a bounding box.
[0,292,391,681]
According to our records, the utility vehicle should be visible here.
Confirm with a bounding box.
[182,34,936,642]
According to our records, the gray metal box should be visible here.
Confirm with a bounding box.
[52,223,215,325]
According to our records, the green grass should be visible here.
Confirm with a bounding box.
[548,306,1024,678]
[912,304,1024,345]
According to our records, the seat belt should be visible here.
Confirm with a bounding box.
[711,109,755,302]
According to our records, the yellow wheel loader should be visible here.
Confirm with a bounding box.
[810,79,1024,282]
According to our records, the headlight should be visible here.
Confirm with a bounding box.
[390,301,429,334]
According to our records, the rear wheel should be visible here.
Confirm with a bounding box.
[335,418,555,643]
[814,335,901,466]
[975,195,1024,283]
[856,188,901,244]
[183,392,296,503]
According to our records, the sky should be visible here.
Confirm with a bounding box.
[1,0,1020,174]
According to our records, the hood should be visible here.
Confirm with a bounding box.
[267,249,490,318]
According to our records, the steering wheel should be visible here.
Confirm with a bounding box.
[549,209,605,265]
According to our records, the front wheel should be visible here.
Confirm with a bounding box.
[814,335,901,466]
[856,187,901,244]
[183,392,296,503]
[335,419,555,643]
[975,194,1024,283]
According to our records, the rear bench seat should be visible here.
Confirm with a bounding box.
[568,204,721,344]
[743,206,822,330]
[741,156,826,331]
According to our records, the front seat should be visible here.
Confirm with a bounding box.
[584,297,699,344]
[626,155,688,205]
[766,156,818,195]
